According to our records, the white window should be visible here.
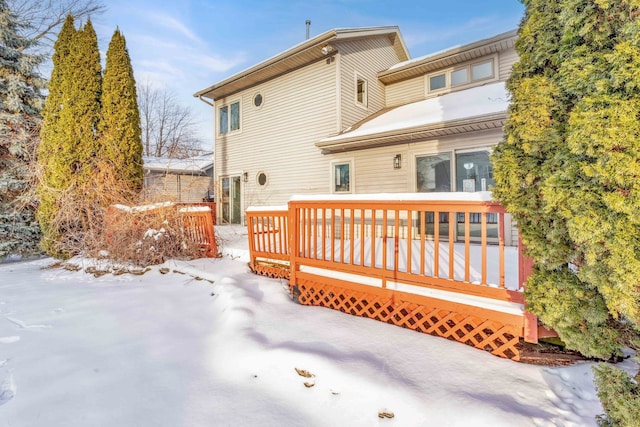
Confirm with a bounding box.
[471,61,493,81]
[426,58,495,94]
[416,153,451,192]
[219,100,240,134]
[450,68,469,86]
[455,150,494,192]
[355,74,368,107]
[332,161,352,193]
[429,74,446,91]
[415,149,495,193]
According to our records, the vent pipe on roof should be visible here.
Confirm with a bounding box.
[306,20,311,40]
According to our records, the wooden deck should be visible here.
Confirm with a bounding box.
[247,195,543,360]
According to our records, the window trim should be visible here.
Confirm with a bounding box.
[331,159,354,194]
[425,55,498,95]
[256,171,268,187]
[252,93,264,109]
[217,98,242,135]
[354,73,368,109]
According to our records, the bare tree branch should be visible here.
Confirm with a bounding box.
[8,0,106,49]
[138,80,205,159]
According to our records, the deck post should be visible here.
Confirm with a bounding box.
[519,236,539,343]
[288,201,297,297]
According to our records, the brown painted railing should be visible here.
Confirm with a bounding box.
[177,202,216,226]
[288,197,522,303]
[107,202,218,258]
[177,203,217,258]
[247,206,291,277]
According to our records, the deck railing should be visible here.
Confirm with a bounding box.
[107,202,218,258]
[288,197,522,304]
[247,206,291,278]
[246,194,546,359]
[177,203,217,258]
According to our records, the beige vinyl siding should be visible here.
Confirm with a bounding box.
[498,46,517,80]
[214,58,338,217]
[384,76,425,108]
[333,128,502,194]
[336,36,404,129]
[328,127,517,244]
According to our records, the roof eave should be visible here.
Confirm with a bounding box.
[194,26,408,101]
[378,29,518,84]
[316,112,507,152]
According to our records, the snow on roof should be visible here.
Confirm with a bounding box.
[143,155,213,173]
[387,45,462,71]
[319,82,509,143]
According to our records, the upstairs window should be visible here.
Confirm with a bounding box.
[219,100,240,134]
[355,75,368,108]
[429,74,446,91]
[472,61,493,81]
[450,68,469,86]
[426,58,495,94]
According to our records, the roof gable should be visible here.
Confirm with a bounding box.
[195,27,409,101]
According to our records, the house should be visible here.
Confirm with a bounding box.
[194,27,517,233]
[143,154,214,203]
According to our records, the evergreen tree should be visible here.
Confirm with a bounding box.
[99,28,143,193]
[68,18,101,170]
[36,14,76,255]
[493,0,640,358]
[0,0,46,259]
[493,1,640,423]
[37,16,102,257]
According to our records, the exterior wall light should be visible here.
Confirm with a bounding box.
[243,172,248,182]
[393,154,402,169]
[321,45,334,55]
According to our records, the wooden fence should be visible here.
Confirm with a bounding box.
[247,195,545,361]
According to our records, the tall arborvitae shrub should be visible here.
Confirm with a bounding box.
[493,0,640,424]
[67,19,101,172]
[99,29,143,194]
[37,14,76,255]
[37,17,102,257]
[0,0,46,259]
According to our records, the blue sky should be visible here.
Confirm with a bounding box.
[90,0,525,148]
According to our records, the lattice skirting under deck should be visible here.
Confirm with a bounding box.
[292,276,523,361]
[249,261,290,280]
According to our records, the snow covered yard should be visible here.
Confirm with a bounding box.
[0,227,622,426]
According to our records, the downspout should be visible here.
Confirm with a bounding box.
[198,95,214,107]
[197,94,217,220]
